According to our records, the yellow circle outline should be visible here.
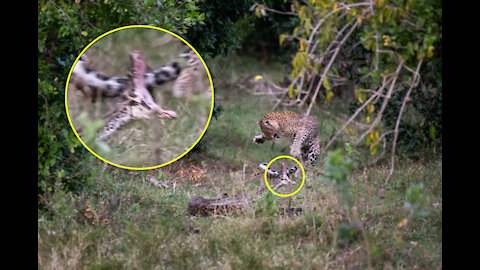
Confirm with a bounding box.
[65,25,214,170]
[264,155,305,197]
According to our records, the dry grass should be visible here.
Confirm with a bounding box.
[41,55,441,269]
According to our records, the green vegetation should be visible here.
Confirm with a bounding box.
[38,0,207,193]
[39,55,441,269]
[257,0,442,160]
[38,1,441,269]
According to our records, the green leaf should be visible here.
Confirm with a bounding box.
[304,18,312,35]
[429,125,436,140]
[322,76,331,90]
[288,84,295,99]
[370,143,378,155]
[326,91,334,102]
[299,5,306,22]
[295,84,301,95]
[279,33,288,46]
[354,86,366,103]
[332,67,339,76]
[383,7,392,22]
[357,66,369,75]
[366,137,372,146]
[375,0,385,8]
[426,45,434,59]
[314,61,321,73]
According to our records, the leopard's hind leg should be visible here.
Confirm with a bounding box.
[306,137,320,165]
[97,104,133,141]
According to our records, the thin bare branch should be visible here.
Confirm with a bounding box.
[253,2,298,16]
[320,82,383,157]
[319,108,370,129]
[271,76,300,110]
[384,58,423,185]
[296,68,307,101]
[374,27,379,70]
[308,22,351,56]
[355,60,404,145]
[306,2,371,47]
[306,21,359,115]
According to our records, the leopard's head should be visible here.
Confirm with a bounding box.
[257,118,280,140]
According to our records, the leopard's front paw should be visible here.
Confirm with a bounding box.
[253,134,266,144]
[290,147,301,158]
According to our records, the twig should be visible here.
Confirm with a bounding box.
[352,206,373,270]
[263,5,297,16]
[272,76,299,110]
[319,108,370,129]
[252,2,297,16]
[320,81,383,157]
[374,27,379,70]
[306,21,359,116]
[384,58,423,185]
[306,2,371,47]
[296,22,351,107]
[308,23,350,57]
[355,60,404,145]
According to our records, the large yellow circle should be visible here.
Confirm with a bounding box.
[65,25,214,170]
[264,156,305,197]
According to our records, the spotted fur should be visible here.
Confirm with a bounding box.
[253,111,320,165]
[97,51,177,140]
[71,53,181,101]
[172,49,208,97]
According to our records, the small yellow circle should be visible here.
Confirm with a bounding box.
[264,156,305,197]
[65,25,214,170]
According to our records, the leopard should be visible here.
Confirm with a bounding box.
[253,111,320,166]
[172,49,210,98]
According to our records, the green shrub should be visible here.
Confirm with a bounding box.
[38,0,206,194]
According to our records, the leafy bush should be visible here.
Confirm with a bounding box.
[185,0,257,58]
[257,0,442,160]
[38,0,206,194]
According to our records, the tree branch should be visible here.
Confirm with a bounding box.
[306,20,359,115]
[355,60,404,145]
[320,78,385,157]
[384,58,423,185]
[306,2,371,47]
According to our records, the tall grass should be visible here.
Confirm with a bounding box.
[41,54,441,269]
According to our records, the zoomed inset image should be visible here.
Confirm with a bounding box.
[261,156,305,197]
[66,26,213,169]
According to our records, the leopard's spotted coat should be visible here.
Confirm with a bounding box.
[172,49,209,98]
[253,111,320,165]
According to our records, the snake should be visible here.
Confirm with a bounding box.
[187,163,303,217]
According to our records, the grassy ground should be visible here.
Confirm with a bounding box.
[40,54,441,269]
[66,27,212,168]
